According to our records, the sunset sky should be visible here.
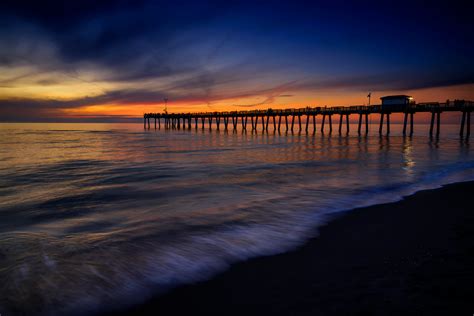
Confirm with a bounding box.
[0,0,473,122]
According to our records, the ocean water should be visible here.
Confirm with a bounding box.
[0,122,473,315]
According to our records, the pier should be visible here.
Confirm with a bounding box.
[144,100,473,138]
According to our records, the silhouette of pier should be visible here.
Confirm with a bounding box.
[144,100,473,138]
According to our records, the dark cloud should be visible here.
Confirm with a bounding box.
[0,1,233,64]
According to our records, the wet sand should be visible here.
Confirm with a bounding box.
[115,181,474,315]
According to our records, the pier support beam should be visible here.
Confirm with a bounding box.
[305,114,310,133]
[386,113,390,134]
[365,114,369,134]
[403,112,408,135]
[436,112,441,137]
[233,116,238,130]
[346,114,350,134]
[358,114,362,134]
[379,113,384,135]
[321,114,326,133]
[312,115,316,134]
[298,115,302,132]
[430,112,435,136]
[467,111,471,138]
[460,111,466,137]
[338,114,343,134]
[379,113,390,135]
[285,115,289,132]
[429,111,441,137]
[291,115,295,133]
[329,115,333,133]
[278,115,282,132]
[224,117,229,130]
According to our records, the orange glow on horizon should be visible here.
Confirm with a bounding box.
[59,83,474,119]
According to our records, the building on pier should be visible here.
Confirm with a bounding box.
[380,95,414,111]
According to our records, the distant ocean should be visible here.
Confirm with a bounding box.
[1,122,473,315]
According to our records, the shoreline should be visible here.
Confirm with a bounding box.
[110,180,474,315]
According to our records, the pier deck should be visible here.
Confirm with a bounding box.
[144,100,473,138]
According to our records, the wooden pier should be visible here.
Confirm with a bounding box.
[144,100,473,138]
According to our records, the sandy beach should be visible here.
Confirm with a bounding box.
[114,181,474,315]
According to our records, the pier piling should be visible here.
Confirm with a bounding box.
[460,111,466,137]
[436,112,441,137]
[358,114,362,134]
[346,114,350,134]
[329,115,333,133]
[305,114,310,133]
[365,114,369,134]
[466,111,471,138]
[430,112,435,136]
[379,113,384,135]
[386,113,390,135]
[338,114,343,134]
[321,114,326,133]
[403,112,408,135]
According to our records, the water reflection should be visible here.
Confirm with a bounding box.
[402,137,416,176]
[0,123,473,315]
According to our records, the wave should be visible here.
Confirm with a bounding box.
[1,163,473,315]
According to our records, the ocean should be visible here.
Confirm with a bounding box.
[0,122,473,315]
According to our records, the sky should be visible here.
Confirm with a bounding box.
[0,0,473,122]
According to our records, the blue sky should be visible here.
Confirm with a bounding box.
[0,0,473,121]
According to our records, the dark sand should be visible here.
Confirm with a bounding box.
[116,181,474,315]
